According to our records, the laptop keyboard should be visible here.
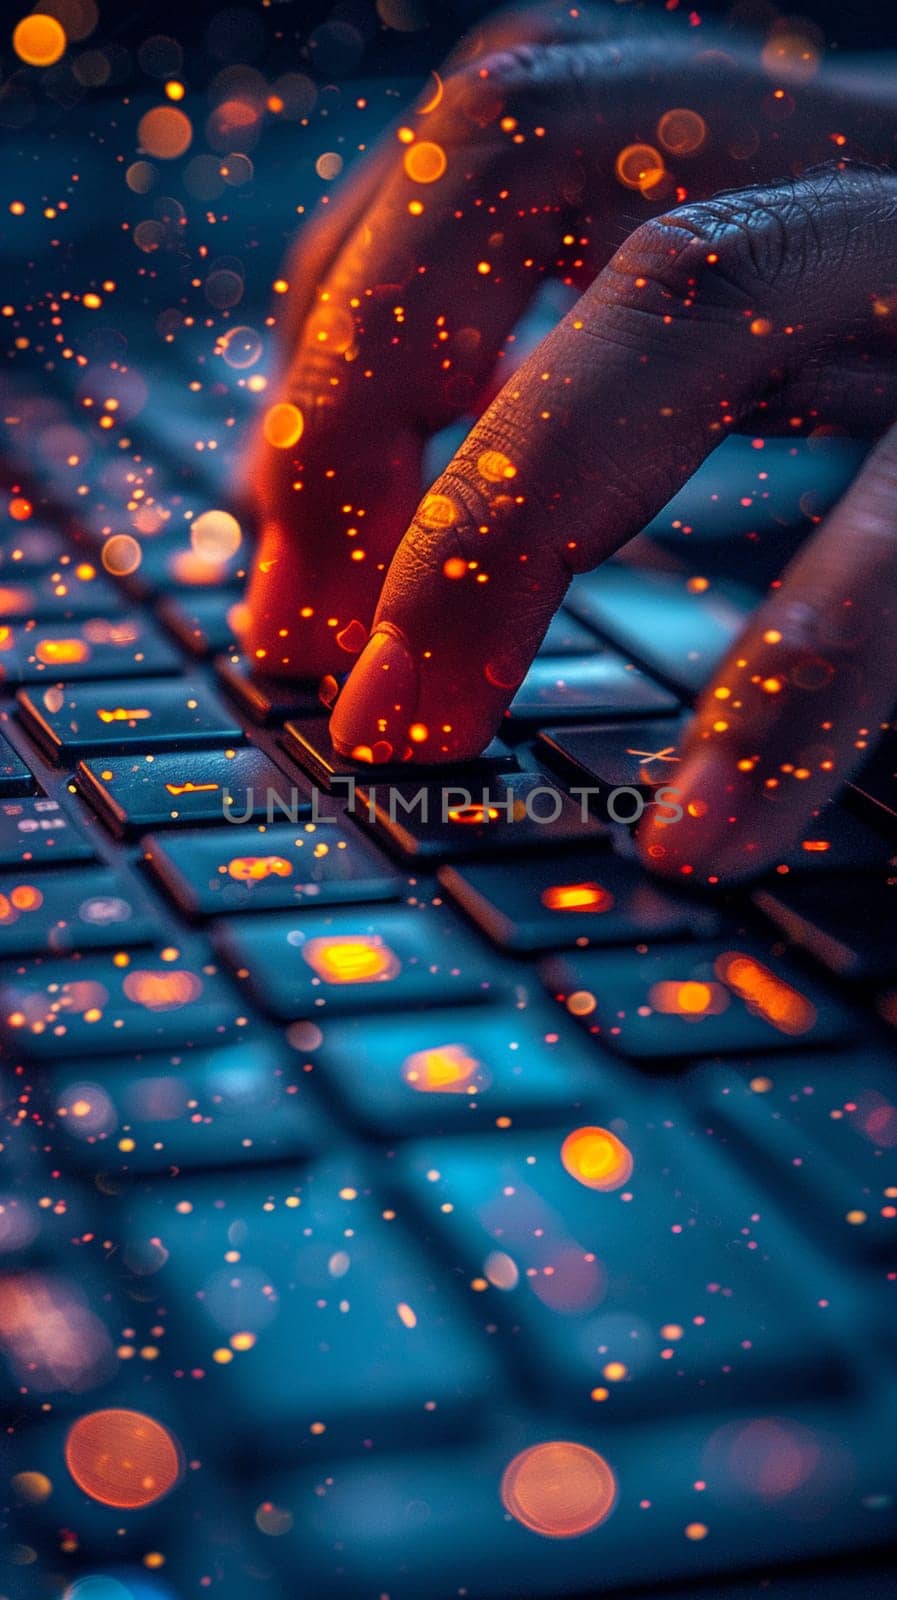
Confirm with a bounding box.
[3,482,897,1600]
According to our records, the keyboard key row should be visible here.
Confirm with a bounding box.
[0,615,180,682]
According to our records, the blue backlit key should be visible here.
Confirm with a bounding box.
[78,747,309,837]
[697,1049,897,1263]
[0,946,244,1058]
[0,797,94,866]
[0,866,159,955]
[215,905,504,1019]
[396,1121,845,1417]
[506,654,677,727]
[18,679,243,759]
[0,615,180,683]
[306,1005,618,1136]
[120,1162,496,1454]
[439,852,720,952]
[144,821,402,917]
[541,939,856,1058]
[41,1037,325,1175]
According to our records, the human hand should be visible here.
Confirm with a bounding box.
[239,2,897,881]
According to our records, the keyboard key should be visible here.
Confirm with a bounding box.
[0,568,122,619]
[144,821,403,917]
[537,611,601,655]
[119,1163,496,1452]
[0,946,244,1059]
[282,715,515,791]
[271,1393,897,1600]
[541,938,856,1059]
[566,564,750,696]
[18,680,244,759]
[539,718,689,792]
[395,1122,845,1417]
[439,852,721,953]
[697,1049,897,1264]
[0,796,94,867]
[217,655,330,725]
[753,877,897,981]
[42,1037,324,1175]
[0,731,34,796]
[0,615,181,683]
[505,654,677,728]
[0,866,160,955]
[215,905,503,1019]
[157,591,242,656]
[355,771,604,863]
[307,1005,620,1137]
[77,747,309,837]
[763,804,895,880]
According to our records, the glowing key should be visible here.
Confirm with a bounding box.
[35,638,90,665]
[64,1409,181,1509]
[302,935,401,985]
[541,882,614,914]
[501,1441,617,1538]
[402,1043,483,1094]
[561,1127,634,1191]
[227,856,293,882]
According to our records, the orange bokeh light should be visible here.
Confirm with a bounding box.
[65,1409,181,1509]
[657,108,707,155]
[227,855,293,881]
[13,14,66,67]
[615,143,665,191]
[715,951,817,1036]
[263,402,305,450]
[402,1043,484,1093]
[403,140,447,183]
[501,1441,617,1538]
[561,1126,634,1191]
[302,935,401,985]
[34,637,90,665]
[138,106,193,160]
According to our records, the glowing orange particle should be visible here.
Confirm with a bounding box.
[137,106,193,161]
[9,498,32,521]
[403,1044,482,1093]
[102,535,142,577]
[35,638,90,665]
[615,144,665,191]
[420,493,458,529]
[227,856,292,881]
[541,882,614,913]
[715,951,816,1036]
[561,1127,634,1191]
[263,402,305,450]
[403,141,447,183]
[302,935,401,985]
[477,450,517,482]
[501,1442,617,1538]
[13,14,66,67]
[64,1409,181,1509]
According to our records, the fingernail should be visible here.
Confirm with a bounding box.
[330,626,418,762]
[639,745,751,881]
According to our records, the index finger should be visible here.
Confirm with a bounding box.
[330,166,897,762]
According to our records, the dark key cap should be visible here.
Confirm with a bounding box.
[537,611,601,656]
[43,1037,324,1175]
[274,1392,897,1600]
[18,680,244,759]
[120,1162,495,1454]
[282,715,515,791]
[157,591,241,656]
[0,731,34,796]
[0,866,160,955]
[0,615,181,683]
[0,796,94,866]
[217,654,330,725]
[763,803,895,880]
[144,820,402,917]
[753,876,897,980]
[566,563,749,696]
[505,654,678,728]
[396,1122,844,1417]
[77,747,309,837]
[539,717,689,792]
[0,946,244,1059]
[439,852,721,953]
[308,1005,620,1137]
[356,770,604,863]
[216,905,503,1019]
[541,938,856,1059]
[698,1049,897,1263]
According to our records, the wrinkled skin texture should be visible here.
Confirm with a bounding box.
[239,1,897,882]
